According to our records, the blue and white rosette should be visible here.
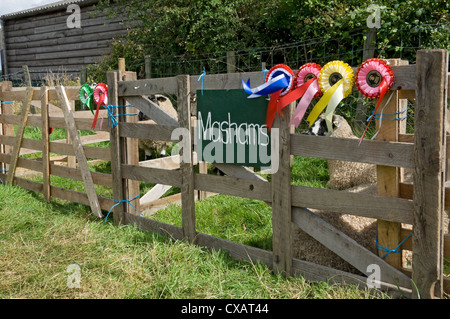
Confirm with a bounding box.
[242,64,294,130]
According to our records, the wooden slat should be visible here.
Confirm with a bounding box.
[125,96,178,127]
[118,77,178,96]
[412,49,448,299]
[0,151,112,187]
[213,163,267,182]
[0,113,109,132]
[56,85,102,218]
[184,65,416,93]
[139,184,172,207]
[139,155,181,170]
[291,207,412,289]
[121,164,182,187]
[119,122,177,142]
[0,86,81,102]
[291,185,414,224]
[290,134,414,168]
[0,134,110,161]
[194,173,271,203]
[50,142,111,161]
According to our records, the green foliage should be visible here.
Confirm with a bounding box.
[88,0,448,81]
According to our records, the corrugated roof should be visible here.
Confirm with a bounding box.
[1,0,100,20]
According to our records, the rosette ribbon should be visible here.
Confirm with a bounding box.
[79,84,94,114]
[242,64,294,131]
[356,58,395,145]
[279,63,322,128]
[306,61,354,134]
[92,83,108,131]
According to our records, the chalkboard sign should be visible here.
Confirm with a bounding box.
[196,89,271,167]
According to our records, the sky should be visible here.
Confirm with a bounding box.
[0,0,59,17]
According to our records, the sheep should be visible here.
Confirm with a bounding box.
[138,94,177,160]
[307,114,378,190]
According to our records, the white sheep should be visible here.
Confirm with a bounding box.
[308,114,377,190]
[138,94,177,160]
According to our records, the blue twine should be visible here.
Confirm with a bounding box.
[0,102,13,105]
[371,114,408,121]
[198,70,206,95]
[104,194,142,223]
[103,104,138,128]
[367,107,408,122]
[376,233,412,259]
[0,168,8,187]
[262,68,269,81]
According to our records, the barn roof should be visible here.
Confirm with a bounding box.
[1,0,100,20]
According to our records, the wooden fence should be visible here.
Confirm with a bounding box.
[0,81,114,214]
[0,49,448,299]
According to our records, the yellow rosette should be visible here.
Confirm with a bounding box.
[306,61,354,133]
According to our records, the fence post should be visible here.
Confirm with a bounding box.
[118,58,126,73]
[177,74,196,243]
[145,55,152,79]
[0,81,13,172]
[412,49,447,299]
[41,86,50,203]
[108,70,126,224]
[375,59,408,270]
[227,51,236,73]
[122,71,141,215]
[271,103,293,276]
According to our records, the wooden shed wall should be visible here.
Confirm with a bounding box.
[3,2,129,79]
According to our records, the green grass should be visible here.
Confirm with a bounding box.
[0,185,386,299]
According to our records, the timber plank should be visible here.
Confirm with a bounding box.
[56,85,102,218]
[177,75,196,243]
[412,49,448,299]
[271,104,293,275]
[290,134,414,168]
[291,185,414,224]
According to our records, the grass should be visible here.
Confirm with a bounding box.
[0,185,386,299]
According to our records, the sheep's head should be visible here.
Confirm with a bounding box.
[307,114,354,138]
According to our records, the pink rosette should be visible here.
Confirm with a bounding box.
[356,58,394,99]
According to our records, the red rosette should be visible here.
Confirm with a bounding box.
[265,64,294,97]
[93,83,108,105]
[91,83,108,131]
[295,63,322,98]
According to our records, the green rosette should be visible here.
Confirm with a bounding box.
[79,84,94,114]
